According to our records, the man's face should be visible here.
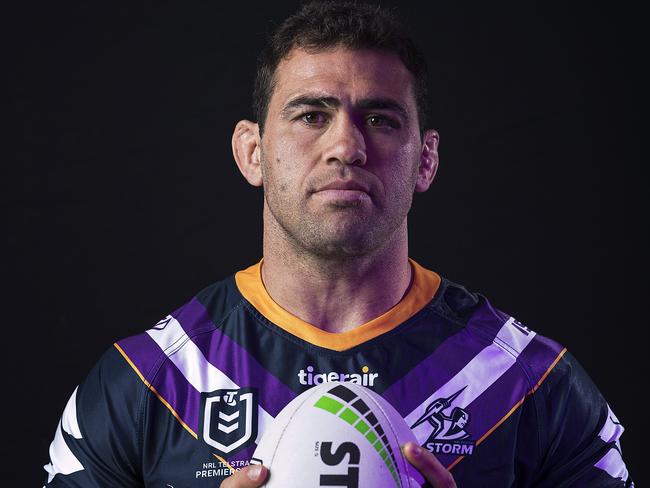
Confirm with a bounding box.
[259,46,428,258]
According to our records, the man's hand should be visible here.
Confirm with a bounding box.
[218,445,452,488]
[219,464,268,488]
[403,442,457,488]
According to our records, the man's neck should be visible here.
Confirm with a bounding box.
[260,220,412,334]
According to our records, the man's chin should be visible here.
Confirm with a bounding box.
[300,231,379,259]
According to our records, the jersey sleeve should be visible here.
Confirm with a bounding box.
[531,351,633,487]
[43,346,144,487]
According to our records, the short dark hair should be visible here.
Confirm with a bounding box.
[253,1,428,137]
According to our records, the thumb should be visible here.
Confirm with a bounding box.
[220,464,268,487]
[402,442,456,488]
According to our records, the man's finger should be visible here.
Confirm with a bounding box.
[219,464,268,488]
[402,442,457,488]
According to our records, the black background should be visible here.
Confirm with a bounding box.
[4,1,646,486]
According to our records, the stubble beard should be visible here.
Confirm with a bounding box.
[263,182,413,262]
[269,202,377,259]
[260,149,418,262]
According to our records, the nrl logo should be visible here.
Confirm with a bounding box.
[199,388,258,457]
[411,386,475,456]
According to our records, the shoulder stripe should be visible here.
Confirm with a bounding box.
[115,295,303,467]
[114,342,198,440]
[383,301,517,414]
[174,299,298,417]
[398,310,565,470]
[117,329,274,444]
[446,347,566,470]
[114,343,149,387]
[144,316,276,464]
[404,317,537,435]
[116,317,275,453]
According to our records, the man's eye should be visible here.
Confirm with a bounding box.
[301,112,327,125]
[366,115,398,128]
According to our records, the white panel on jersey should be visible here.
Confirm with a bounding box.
[598,404,625,452]
[406,316,536,444]
[44,420,84,482]
[495,317,537,355]
[146,316,274,443]
[61,386,82,439]
[595,447,629,482]
[44,387,85,482]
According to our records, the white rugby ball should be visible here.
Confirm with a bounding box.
[252,382,424,487]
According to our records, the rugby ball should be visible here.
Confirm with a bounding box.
[251,382,424,487]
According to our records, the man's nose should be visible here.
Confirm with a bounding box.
[324,115,367,167]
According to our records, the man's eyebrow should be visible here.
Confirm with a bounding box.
[356,97,409,120]
[279,95,410,121]
[280,95,341,117]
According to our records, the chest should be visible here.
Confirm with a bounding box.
[137,316,537,487]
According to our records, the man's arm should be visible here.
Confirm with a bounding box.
[528,351,633,487]
[402,351,632,488]
[43,347,143,487]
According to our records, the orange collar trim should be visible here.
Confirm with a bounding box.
[234,258,441,351]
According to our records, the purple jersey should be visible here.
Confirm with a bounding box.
[43,260,633,486]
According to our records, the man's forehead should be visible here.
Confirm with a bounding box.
[271,46,416,108]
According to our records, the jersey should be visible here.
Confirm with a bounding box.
[43,260,633,487]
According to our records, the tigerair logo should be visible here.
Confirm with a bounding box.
[298,365,379,387]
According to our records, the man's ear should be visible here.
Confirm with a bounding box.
[415,129,439,193]
[232,120,263,187]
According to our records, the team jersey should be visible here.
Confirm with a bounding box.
[43,260,633,487]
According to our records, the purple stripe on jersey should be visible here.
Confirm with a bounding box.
[521,333,566,373]
[172,298,298,417]
[434,359,532,467]
[382,301,503,415]
[435,338,565,467]
[117,331,167,384]
[117,333,203,435]
[149,357,203,435]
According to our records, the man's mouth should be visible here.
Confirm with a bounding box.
[312,180,371,204]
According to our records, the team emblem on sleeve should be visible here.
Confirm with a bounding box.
[199,388,258,457]
[410,386,475,456]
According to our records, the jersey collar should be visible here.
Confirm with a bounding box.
[235,258,441,351]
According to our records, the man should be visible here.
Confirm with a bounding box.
[43,2,633,487]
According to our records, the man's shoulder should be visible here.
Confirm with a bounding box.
[113,272,245,385]
[194,271,247,324]
[428,275,611,425]
[430,276,567,385]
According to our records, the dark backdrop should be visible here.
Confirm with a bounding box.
[4,1,645,485]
